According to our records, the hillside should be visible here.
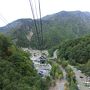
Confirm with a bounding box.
[58,35,90,75]
[0,34,50,90]
[1,11,90,49]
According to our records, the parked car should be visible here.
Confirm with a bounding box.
[80,76,83,78]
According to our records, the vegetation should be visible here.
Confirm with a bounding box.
[60,59,68,68]
[77,60,90,76]
[0,34,50,90]
[56,58,78,90]
[64,82,69,90]
[58,35,90,75]
[0,11,90,89]
[48,45,58,57]
[48,60,63,86]
[65,66,78,90]
[1,11,90,49]
[50,62,63,79]
[62,61,78,90]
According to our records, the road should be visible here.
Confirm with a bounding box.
[69,65,90,90]
[27,49,90,90]
[52,50,90,90]
[49,50,67,90]
[25,49,67,90]
[49,66,67,90]
[49,50,90,90]
[49,79,66,90]
[48,50,58,60]
[59,66,67,90]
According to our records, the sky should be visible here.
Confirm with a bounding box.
[0,0,90,27]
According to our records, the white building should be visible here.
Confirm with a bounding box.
[31,55,52,77]
[22,48,52,77]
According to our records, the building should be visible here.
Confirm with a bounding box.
[31,55,51,77]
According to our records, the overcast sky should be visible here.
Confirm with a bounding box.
[0,0,90,27]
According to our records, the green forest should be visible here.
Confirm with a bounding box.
[58,35,90,76]
[0,11,90,90]
[0,34,49,90]
[1,11,90,49]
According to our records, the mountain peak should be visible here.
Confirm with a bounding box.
[1,11,90,48]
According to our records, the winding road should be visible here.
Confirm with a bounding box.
[49,72,66,90]
[52,50,90,90]
[48,50,58,60]
[26,49,90,90]
[49,50,67,90]
[69,65,90,90]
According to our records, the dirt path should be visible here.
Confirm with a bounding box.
[69,65,90,90]
[49,79,66,90]
[49,66,67,90]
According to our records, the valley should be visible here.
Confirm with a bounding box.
[22,48,90,90]
[1,11,90,49]
[0,11,90,90]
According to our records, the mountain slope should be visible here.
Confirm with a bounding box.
[58,34,90,75]
[0,34,50,90]
[1,11,90,49]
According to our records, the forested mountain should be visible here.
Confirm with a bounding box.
[1,11,90,49]
[58,35,90,75]
[0,34,49,90]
